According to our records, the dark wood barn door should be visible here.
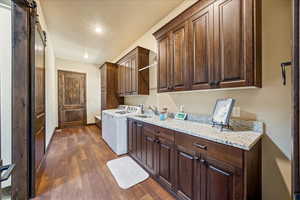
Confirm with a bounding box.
[58,70,87,128]
[293,1,300,200]
[34,22,46,177]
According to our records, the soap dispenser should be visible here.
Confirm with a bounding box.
[175,105,187,120]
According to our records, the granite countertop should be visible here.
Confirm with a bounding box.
[127,115,263,151]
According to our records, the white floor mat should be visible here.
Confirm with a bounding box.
[107,156,149,189]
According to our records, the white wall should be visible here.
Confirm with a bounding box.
[56,58,101,124]
[0,1,11,188]
[112,0,293,199]
[36,0,58,147]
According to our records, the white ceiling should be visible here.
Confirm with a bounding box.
[40,0,185,64]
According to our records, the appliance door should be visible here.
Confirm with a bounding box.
[108,115,117,152]
[102,112,110,144]
[102,112,118,153]
[115,117,128,155]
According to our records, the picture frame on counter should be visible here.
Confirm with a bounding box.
[211,98,236,131]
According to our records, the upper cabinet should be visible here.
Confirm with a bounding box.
[100,62,124,110]
[153,0,262,93]
[117,46,150,96]
[157,35,171,93]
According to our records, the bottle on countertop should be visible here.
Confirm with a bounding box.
[159,107,168,121]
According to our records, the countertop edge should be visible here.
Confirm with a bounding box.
[127,116,263,151]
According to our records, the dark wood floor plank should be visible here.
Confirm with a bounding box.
[33,126,174,200]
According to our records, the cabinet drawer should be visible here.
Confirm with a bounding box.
[158,127,174,142]
[143,123,159,135]
[175,132,243,168]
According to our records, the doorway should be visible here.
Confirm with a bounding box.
[58,70,87,128]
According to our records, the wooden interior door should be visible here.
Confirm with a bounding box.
[34,24,46,172]
[58,70,87,128]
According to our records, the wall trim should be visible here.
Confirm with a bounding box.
[36,126,58,190]
[86,123,96,126]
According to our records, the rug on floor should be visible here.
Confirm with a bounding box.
[107,156,149,189]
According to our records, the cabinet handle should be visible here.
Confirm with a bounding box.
[193,143,207,150]
[200,159,207,165]
[214,80,221,86]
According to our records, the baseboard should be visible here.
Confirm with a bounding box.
[36,126,58,187]
[86,123,96,126]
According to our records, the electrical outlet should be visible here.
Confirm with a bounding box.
[232,107,241,118]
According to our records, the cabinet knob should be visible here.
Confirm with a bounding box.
[214,80,221,86]
[209,81,215,87]
[200,159,206,164]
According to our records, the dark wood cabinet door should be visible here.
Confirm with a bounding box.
[117,63,125,96]
[170,22,188,91]
[101,66,107,110]
[189,5,214,90]
[142,128,157,175]
[131,121,138,159]
[136,122,143,162]
[214,0,254,88]
[125,59,132,95]
[158,34,171,93]
[205,158,243,200]
[174,148,199,200]
[131,56,138,95]
[128,119,134,155]
[156,138,175,190]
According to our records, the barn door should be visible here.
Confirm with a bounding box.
[293,1,300,200]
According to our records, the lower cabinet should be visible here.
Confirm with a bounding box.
[174,147,200,200]
[127,119,261,200]
[156,137,175,190]
[142,126,156,175]
[204,157,243,200]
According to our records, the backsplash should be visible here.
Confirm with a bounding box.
[145,110,264,134]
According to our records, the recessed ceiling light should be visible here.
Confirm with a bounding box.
[95,27,102,34]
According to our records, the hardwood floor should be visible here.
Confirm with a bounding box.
[33,126,175,200]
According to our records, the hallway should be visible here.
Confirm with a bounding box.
[33,126,174,200]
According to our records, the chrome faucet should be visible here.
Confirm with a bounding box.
[148,105,158,115]
[139,104,145,114]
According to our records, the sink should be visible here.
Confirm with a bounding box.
[135,115,152,119]
[115,111,129,115]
